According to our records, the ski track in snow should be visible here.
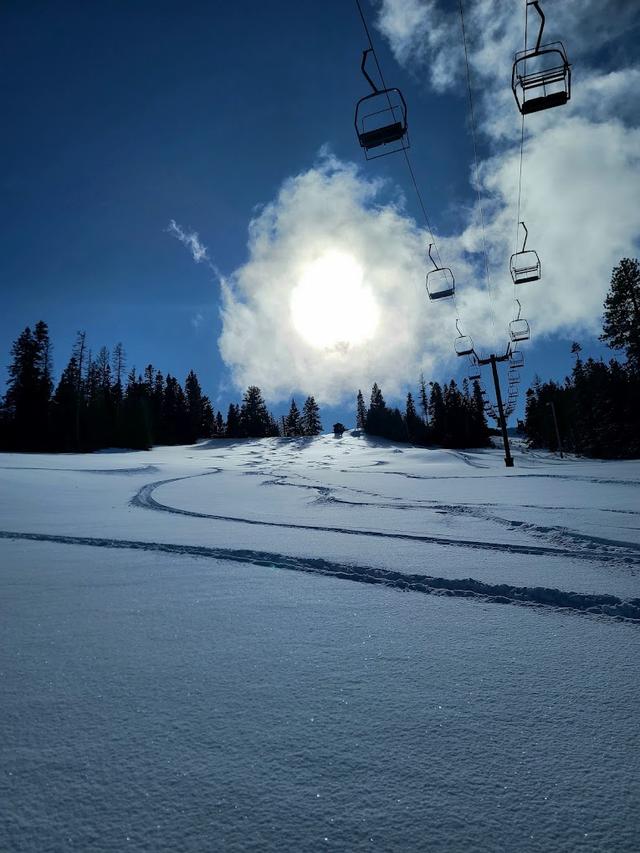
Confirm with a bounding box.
[1,529,638,624]
[130,470,640,569]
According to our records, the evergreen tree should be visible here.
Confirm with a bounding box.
[301,396,322,436]
[366,382,387,436]
[239,386,271,437]
[470,380,491,447]
[215,410,225,436]
[428,382,446,445]
[418,372,430,425]
[162,374,189,444]
[4,326,40,449]
[185,370,205,442]
[225,403,242,438]
[404,391,426,444]
[51,355,80,450]
[285,398,302,436]
[356,389,367,430]
[201,396,215,438]
[600,258,640,367]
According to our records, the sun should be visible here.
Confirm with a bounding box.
[290,250,379,349]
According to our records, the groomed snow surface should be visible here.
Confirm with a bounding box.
[1,433,639,851]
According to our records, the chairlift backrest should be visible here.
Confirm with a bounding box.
[355,49,409,159]
[511,2,570,115]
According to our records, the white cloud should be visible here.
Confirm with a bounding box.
[218,155,457,404]
[167,219,210,264]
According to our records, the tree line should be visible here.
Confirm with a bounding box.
[524,258,640,459]
[355,374,491,449]
[0,327,323,451]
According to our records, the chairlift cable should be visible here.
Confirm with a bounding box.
[353,0,455,310]
[513,0,529,313]
[458,0,497,343]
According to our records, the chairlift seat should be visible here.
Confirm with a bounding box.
[510,250,541,284]
[509,351,525,369]
[359,121,405,150]
[508,369,521,383]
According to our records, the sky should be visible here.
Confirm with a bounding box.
[1,0,638,428]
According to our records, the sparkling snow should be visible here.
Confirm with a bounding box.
[1,434,639,851]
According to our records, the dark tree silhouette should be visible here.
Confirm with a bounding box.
[301,396,322,436]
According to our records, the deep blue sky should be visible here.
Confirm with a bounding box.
[0,0,613,427]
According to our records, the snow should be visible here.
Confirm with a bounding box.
[1,434,640,851]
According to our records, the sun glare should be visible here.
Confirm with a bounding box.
[290,251,379,350]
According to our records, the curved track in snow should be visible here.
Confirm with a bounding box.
[1,529,638,624]
[130,472,640,568]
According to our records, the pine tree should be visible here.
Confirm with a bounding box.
[428,382,446,445]
[600,258,640,367]
[301,396,322,436]
[404,391,426,444]
[366,382,387,436]
[418,373,430,425]
[356,389,367,430]
[201,397,215,438]
[4,326,39,449]
[225,403,241,438]
[285,398,302,436]
[185,370,205,442]
[215,410,225,436]
[240,386,271,437]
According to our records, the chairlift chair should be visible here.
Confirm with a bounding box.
[355,49,409,159]
[426,244,455,300]
[468,362,481,382]
[509,350,525,369]
[509,300,531,343]
[510,222,541,284]
[512,1,570,115]
[508,369,521,384]
[454,320,474,357]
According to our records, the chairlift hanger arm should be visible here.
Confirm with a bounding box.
[520,221,528,253]
[361,48,379,94]
[528,1,546,54]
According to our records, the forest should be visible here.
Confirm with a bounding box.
[523,259,640,459]
[1,258,637,458]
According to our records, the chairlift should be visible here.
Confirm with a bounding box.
[508,369,521,384]
[512,1,570,115]
[426,244,455,300]
[509,300,531,343]
[355,49,409,159]
[509,350,525,369]
[454,320,474,357]
[510,222,541,284]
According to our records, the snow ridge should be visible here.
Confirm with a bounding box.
[2,529,638,624]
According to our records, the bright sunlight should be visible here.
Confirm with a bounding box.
[290,250,379,350]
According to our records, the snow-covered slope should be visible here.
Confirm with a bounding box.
[1,435,639,851]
